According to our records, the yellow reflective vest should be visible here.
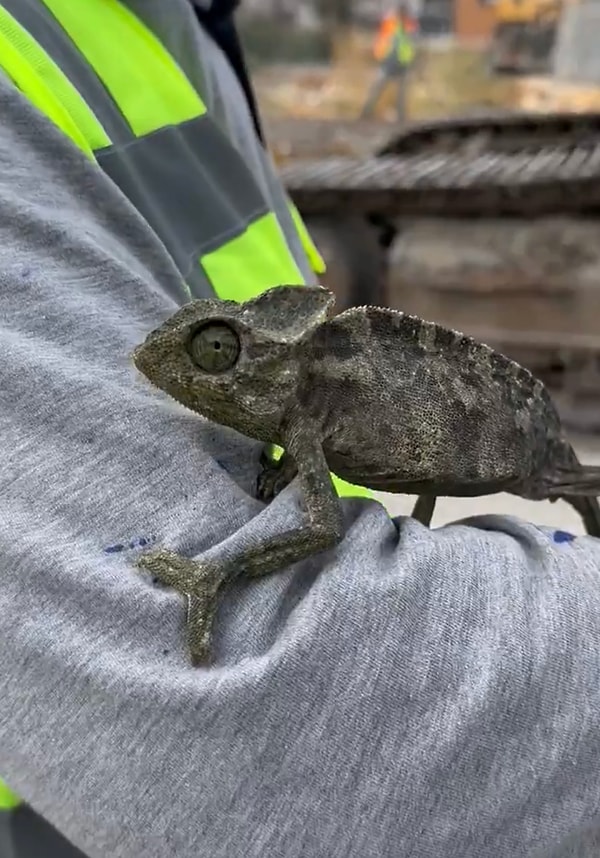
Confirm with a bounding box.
[0,0,372,816]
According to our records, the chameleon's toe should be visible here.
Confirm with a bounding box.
[137,548,200,591]
[257,466,284,502]
[136,549,225,666]
[186,588,220,666]
[259,445,277,472]
[257,455,298,503]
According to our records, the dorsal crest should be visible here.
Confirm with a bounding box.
[337,304,546,402]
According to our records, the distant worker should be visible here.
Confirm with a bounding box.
[360,2,418,123]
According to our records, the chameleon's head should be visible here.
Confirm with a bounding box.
[132,285,335,443]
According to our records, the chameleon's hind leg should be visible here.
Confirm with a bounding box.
[411,494,436,526]
[563,495,600,538]
[136,549,227,665]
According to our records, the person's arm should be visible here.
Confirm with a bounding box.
[2,75,600,858]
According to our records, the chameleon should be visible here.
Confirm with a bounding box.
[132,284,600,665]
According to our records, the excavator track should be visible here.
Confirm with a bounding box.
[266,111,600,162]
[377,110,600,156]
[276,116,600,434]
[283,143,600,217]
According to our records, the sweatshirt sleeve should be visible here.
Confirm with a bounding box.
[2,78,600,858]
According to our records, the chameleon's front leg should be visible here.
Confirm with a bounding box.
[136,419,344,665]
[232,419,345,581]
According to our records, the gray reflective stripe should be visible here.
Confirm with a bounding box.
[184,264,214,300]
[97,114,271,298]
[256,145,315,285]
[0,810,17,858]
[1,0,133,147]
[0,805,88,858]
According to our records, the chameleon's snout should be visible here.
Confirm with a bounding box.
[131,339,160,389]
[131,343,142,367]
[131,342,148,374]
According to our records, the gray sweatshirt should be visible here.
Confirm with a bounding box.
[1,3,600,857]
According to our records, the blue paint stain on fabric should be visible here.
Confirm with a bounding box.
[553,530,576,544]
[103,535,156,554]
[104,543,125,554]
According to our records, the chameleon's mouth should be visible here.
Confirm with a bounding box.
[131,339,160,383]
[131,341,147,370]
[131,343,170,398]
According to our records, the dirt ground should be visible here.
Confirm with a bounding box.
[376,435,599,534]
[253,37,518,125]
[253,35,600,161]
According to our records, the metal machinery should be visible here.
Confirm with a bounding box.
[488,0,578,74]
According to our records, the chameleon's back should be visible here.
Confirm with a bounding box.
[300,305,563,497]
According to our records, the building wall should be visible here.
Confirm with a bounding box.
[419,0,455,34]
[453,0,496,41]
[553,2,600,83]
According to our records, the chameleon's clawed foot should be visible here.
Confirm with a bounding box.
[257,449,298,503]
[136,548,227,666]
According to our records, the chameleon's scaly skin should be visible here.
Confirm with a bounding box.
[132,285,600,664]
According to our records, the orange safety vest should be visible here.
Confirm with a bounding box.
[373,12,417,62]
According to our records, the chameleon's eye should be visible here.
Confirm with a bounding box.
[190,323,240,373]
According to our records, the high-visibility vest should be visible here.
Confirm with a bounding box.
[374,12,400,60]
[0,0,370,818]
[373,12,416,66]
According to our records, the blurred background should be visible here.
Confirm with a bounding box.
[238,0,600,527]
[240,0,600,121]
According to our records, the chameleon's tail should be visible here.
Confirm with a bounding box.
[547,443,600,537]
[549,465,600,495]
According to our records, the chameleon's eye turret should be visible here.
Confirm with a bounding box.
[189,322,240,374]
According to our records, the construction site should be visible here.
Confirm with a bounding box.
[239,0,600,527]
